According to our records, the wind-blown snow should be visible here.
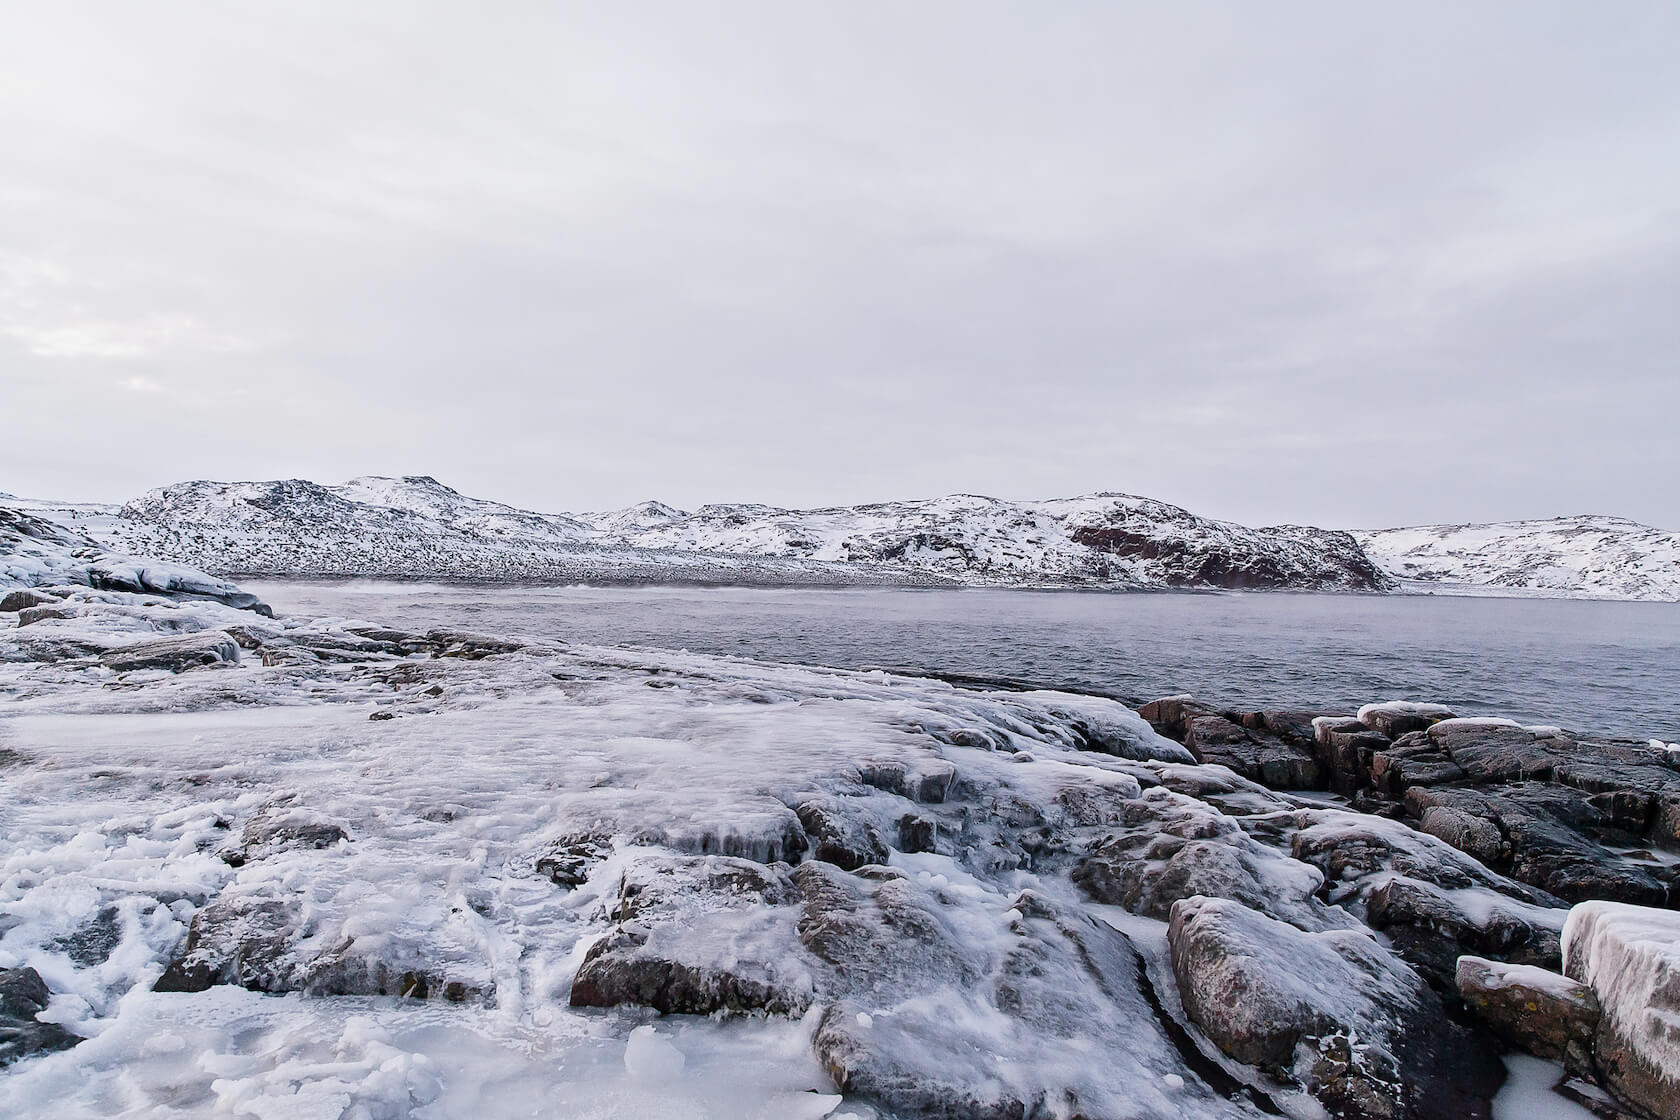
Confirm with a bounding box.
[1358,517,1680,602]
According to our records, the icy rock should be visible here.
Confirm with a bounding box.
[0,588,60,612]
[1073,788,1351,932]
[99,629,240,673]
[0,967,82,1068]
[1168,896,1504,1119]
[15,604,77,627]
[1563,901,1680,1119]
[570,854,809,1016]
[1456,956,1599,1076]
[794,797,889,872]
[238,804,350,863]
[807,877,1216,1119]
[154,891,484,1001]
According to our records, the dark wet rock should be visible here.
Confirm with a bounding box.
[1417,804,1504,865]
[1366,876,1564,989]
[1074,788,1348,932]
[0,588,60,613]
[154,892,486,1000]
[896,813,936,853]
[1432,722,1563,783]
[1184,713,1324,789]
[240,805,349,862]
[570,928,805,1015]
[1405,785,1675,906]
[0,967,82,1067]
[795,797,889,871]
[49,906,123,969]
[15,604,77,627]
[99,630,239,673]
[535,840,609,887]
[1457,956,1599,1076]
[1168,896,1504,1120]
[1369,736,1466,798]
[154,897,298,993]
[1314,717,1392,796]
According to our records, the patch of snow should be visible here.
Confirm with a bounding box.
[1492,1055,1599,1120]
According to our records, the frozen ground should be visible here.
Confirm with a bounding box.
[2,521,1667,1118]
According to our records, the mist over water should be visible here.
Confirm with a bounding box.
[249,582,1680,742]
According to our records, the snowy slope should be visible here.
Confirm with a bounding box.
[101,478,952,587]
[586,492,1393,591]
[1357,517,1680,602]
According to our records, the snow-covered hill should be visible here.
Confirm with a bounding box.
[585,492,1393,591]
[16,477,1676,598]
[1357,517,1680,602]
[100,478,953,587]
[93,478,1390,591]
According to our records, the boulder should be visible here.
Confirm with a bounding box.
[0,588,60,613]
[1074,789,1347,932]
[1168,896,1504,1119]
[0,967,82,1067]
[238,804,349,863]
[1564,901,1680,1119]
[794,797,889,871]
[1367,877,1564,988]
[1314,717,1391,795]
[1456,956,1599,1076]
[14,605,76,627]
[569,854,809,1017]
[99,630,239,673]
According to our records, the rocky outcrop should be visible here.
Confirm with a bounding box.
[1168,896,1504,1119]
[99,630,240,673]
[0,968,82,1067]
[1456,956,1600,1077]
[1139,698,1325,788]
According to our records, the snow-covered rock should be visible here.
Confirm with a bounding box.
[1563,901,1680,1118]
[1358,516,1680,602]
[1,505,270,614]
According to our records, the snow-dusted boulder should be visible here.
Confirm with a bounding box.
[1564,901,1680,1119]
[1168,896,1504,1119]
[1456,956,1599,1076]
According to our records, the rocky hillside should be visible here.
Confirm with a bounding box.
[97,478,953,587]
[1357,517,1680,602]
[95,477,1393,591]
[584,492,1395,591]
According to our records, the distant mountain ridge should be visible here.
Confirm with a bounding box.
[6,478,1676,598]
[1356,516,1680,601]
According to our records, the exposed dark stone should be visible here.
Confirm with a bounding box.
[1366,877,1563,989]
[16,605,76,627]
[0,588,61,613]
[0,967,82,1067]
[1184,713,1323,789]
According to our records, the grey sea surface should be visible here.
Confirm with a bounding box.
[246,581,1680,742]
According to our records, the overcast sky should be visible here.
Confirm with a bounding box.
[3,3,1677,529]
